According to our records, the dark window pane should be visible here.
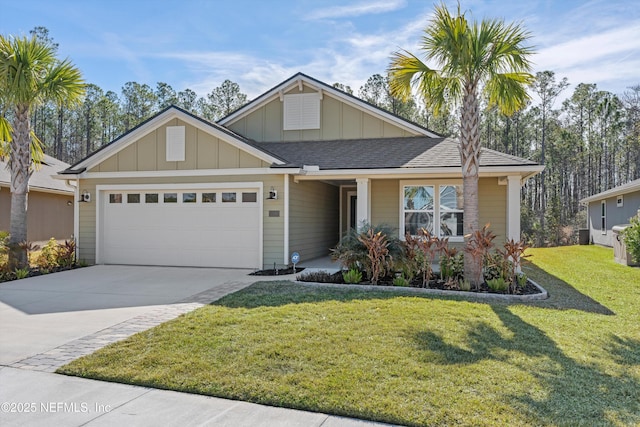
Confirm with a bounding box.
[127,194,140,203]
[109,194,122,203]
[202,193,216,203]
[222,192,236,203]
[183,193,196,203]
[145,193,159,203]
[164,193,178,203]
[242,192,257,202]
[404,212,433,236]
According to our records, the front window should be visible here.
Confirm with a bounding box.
[403,186,434,235]
[402,183,464,239]
[439,185,464,237]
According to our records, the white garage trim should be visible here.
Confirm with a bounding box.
[96,182,263,268]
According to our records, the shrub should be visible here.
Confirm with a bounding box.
[392,275,410,287]
[331,223,401,284]
[37,238,59,268]
[459,278,472,291]
[440,250,463,282]
[14,268,30,280]
[622,215,640,264]
[357,229,389,285]
[487,277,509,292]
[464,224,496,288]
[297,270,342,283]
[56,240,76,267]
[342,268,363,284]
[404,228,440,287]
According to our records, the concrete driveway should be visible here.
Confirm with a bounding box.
[0,265,256,366]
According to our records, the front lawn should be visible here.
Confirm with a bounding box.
[58,245,640,426]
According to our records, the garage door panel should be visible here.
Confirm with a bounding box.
[101,188,261,268]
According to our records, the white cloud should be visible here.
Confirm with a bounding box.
[307,0,406,20]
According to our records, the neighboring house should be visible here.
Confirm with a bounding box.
[581,178,640,246]
[58,73,543,269]
[1,154,74,242]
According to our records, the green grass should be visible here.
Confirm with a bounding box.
[58,245,640,426]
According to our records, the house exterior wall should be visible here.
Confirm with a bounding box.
[0,187,74,241]
[89,118,269,173]
[288,178,339,262]
[588,191,640,246]
[227,86,418,142]
[368,177,507,244]
[77,174,285,268]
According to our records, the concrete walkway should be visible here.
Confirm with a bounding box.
[0,266,390,426]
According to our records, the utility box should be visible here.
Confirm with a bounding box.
[578,229,589,245]
[612,225,638,266]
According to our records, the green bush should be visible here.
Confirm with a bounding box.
[487,277,509,292]
[37,238,59,268]
[392,276,410,287]
[622,215,640,264]
[342,268,363,284]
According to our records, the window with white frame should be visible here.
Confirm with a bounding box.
[601,201,606,234]
[617,195,623,207]
[402,183,464,239]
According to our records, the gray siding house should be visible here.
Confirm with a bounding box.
[581,178,640,246]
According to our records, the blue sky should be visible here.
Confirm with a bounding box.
[2,0,639,101]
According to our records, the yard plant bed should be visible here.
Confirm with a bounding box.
[296,270,543,295]
[250,266,305,276]
[58,246,640,426]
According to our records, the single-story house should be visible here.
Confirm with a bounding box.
[1,154,74,242]
[581,178,640,246]
[57,73,543,269]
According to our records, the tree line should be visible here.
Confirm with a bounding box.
[7,28,640,248]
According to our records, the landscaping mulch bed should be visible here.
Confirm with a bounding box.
[250,267,305,276]
[296,270,542,295]
[0,265,84,283]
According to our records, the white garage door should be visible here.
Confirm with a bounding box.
[100,187,261,268]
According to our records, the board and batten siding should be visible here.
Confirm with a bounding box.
[89,118,269,173]
[478,178,507,245]
[227,85,417,143]
[77,174,285,269]
[288,178,339,262]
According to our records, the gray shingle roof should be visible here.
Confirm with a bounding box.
[256,137,538,170]
[1,154,73,194]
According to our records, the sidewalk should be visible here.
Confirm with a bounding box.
[0,367,393,426]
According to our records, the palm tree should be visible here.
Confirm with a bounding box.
[388,3,534,286]
[0,35,84,268]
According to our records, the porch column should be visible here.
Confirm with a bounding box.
[356,178,370,230]
[507,175,521,242]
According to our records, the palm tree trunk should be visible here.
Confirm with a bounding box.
[8,104,32,269]
[460,84,482,287]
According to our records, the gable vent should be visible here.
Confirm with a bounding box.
[166,126,185,162]
[283,93,320,130]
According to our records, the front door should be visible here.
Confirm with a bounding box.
[347,191,357,230]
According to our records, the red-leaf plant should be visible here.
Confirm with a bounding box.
[357,229,390,285]
[464,223,496,289]
[499,238,530,292]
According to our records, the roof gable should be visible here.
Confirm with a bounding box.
[218,73,441,140]
[64,106,284,174]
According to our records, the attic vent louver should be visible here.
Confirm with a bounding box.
[283,93,320,130]
[166,126,185,162]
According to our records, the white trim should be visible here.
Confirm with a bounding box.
[356,178,370,230]
[72,108,284,172]
[67,168,301,180]
[346,190,357,231]
[95,182,263,267]
[581,178,640,204]
[218,74,440,138]
[293,165,545,181]
[617,195,624,207]
[73,180,80,257]
[284,174,289,265]
[601,200,607,235]
[507,175,521,242]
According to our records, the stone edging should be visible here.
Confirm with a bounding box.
[294,278,549,301]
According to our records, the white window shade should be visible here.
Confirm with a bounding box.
[166,126,185,161]
[284,93,320,130]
